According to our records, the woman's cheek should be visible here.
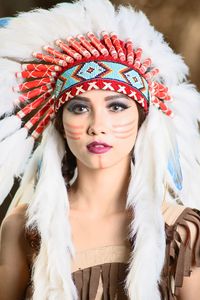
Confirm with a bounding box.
[111,118,138,140]
[63,115,84,140]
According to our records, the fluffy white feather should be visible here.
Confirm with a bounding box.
[116,6,189,85]
[0,174,14,206]
[0,115,22,142]
[6,141,43,215]
[0,128,27,165]
[26,124,77,300]
[169,83,200,208]
[0,58,21,116]
[0,128,34,204]
[125,107,174,299]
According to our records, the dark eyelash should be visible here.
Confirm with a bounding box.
[66,101,130,113]
[107,102,130,109]
[66,103,88,113]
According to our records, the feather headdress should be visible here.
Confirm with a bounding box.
[0,0,200,299]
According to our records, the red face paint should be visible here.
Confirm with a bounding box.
[112,120,135,128]
[112,119,137,139]
[64,122,84,140]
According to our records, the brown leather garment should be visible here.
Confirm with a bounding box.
[159,208,200,300]
[72,263,128,300]
[25,207,200,300]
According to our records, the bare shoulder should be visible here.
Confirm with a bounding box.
[1,204,29,239]
[161,201,186,226]
[0,204,31,299]
[0,203,34,267]
[7,203,28,216]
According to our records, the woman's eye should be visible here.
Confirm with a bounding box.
[66,102,130,114]
[108,103,130,112]
[67,104,89,114]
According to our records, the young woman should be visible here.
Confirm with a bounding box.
[0,0,200,299]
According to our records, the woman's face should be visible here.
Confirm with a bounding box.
[62,90,139,169]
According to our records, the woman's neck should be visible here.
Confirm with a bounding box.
[68,156,131,217]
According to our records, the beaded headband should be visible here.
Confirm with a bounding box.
[13,32,172,140]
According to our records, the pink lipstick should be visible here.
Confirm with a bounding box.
[87,141,112,154]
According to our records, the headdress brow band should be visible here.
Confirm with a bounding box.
[12,32,172,140]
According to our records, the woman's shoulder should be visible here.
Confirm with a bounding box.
[0,204,29,252]
[161,201,200,248]
[162,201,199,225]
[161,202,200,295]
[1,204,28,231]
[0,204,31,299]
[162,202,200,275]
[161,201,186,225]
[0,204,38,266]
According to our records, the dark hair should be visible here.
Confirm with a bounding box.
[54,101,146,187]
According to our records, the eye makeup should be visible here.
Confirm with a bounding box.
[107,102,131,112]
[66,102,89,114]
[65,100,131,114]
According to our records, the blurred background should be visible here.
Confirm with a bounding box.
[0,0,200,223]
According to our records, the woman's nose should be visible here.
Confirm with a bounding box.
[87,126,106,135]
[87,111,108,136]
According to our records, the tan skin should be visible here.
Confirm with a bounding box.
[0,90,200,299]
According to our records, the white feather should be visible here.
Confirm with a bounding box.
[26,124,77,300]
[125,107,175,300]
[0,129,34,204]
[0,128,27,165]
[0,115,22,142]
[6,141,43,215]
[81,0,116,34]
[116,6,188,85]
[170,83,200,208]
[0,173,14,206]
[0,58,21,116]
[0,3,90,60]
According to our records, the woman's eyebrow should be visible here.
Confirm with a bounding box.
[70,96,90,102]
[105,95,131,101]
[70,94,131,102]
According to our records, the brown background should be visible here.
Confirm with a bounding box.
[0,0,200,223]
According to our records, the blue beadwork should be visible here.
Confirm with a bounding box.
[54,60,150,102]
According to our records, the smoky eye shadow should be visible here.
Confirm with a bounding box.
[65,100,89,111]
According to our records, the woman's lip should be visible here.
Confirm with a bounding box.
[87,141,112,147]
[87,145,112,154]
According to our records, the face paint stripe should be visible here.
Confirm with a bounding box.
[111,126,136,134]
[99,155,104,169]
[64,122,84,129]
[65,129,83,135]
[113,133,135,139]
[112,120,135,128]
